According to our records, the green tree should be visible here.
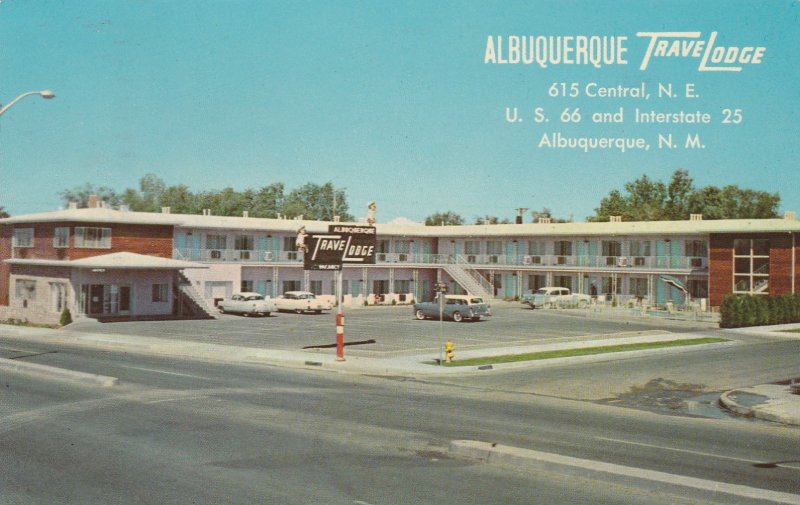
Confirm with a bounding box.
[59,183,121,208]
[591,169,780,221]
[0,206,9,218]
[474,215,511,225]
[282,182,353,221]
[424,211,465,226]
[250,183,285,218]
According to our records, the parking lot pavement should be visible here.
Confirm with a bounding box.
[61,301,716,358]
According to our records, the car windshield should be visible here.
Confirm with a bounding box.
[470,298,483,304]
[534,289,549,295]
[246,295,264,301]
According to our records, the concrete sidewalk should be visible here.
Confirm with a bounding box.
[1,323,798,426]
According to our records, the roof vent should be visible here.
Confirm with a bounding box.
[784,211,797,220]
[538,217,551,224]
[610,215,622,223]
[87,195,99,209]
[119,204,130,212]
[202,209,212,216]
[690,213,703,221]
[242,210,249,218]
[68,202,78,210]
[161,207,171,214]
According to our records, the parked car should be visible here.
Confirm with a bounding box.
[275,291,333,314]
[413,295,491,322]
[218,292,276,316]
[521,287,591,309]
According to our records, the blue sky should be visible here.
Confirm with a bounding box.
[1,0,797,223]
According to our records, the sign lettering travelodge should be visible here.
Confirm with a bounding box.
[304,225,377,270]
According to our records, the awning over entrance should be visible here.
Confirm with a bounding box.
[4,252,206,270]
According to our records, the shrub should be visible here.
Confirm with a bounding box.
[59,308,73,326]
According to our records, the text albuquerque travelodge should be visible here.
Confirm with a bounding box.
[484,32,765,71]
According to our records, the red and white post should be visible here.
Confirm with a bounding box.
[336,270,345,361]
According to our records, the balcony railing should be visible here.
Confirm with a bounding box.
[173,248,706,271]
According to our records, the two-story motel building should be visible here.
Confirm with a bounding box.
[1,201,799,324]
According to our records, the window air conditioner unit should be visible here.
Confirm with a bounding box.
[634,257,645,266]
[690,258,703,267]
[557,256,567,265]
[488,255,498,264]
[377,253,387,262]
[616,257,629,267]
[264,251,273,261]
[240,251,251,260]
[398,254,408,262]
[210,250,221,259]
[287,251,298,261]
[522,255,532,265]
[531,256,541,264]
[467,255,477,263]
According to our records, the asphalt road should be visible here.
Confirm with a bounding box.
[2,337,799,504]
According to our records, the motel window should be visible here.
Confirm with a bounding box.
[152,283,170,303]
[601,240,622,257]
[553,275,572,290]
[630,240,651,257]
[685,240,708,257]
[528,240,546,256]
[486,241,503,256]
[309,280,322,295]
[206,234,227,250]
[554,241,572,256]
[395,280,411,293]
[13,228,33,248]
[54,227,70,248]
[464,241,480,255]
[241,280,254,293]
[733,239,769,294]
[394,240,411,254]
[234,235,254,251]
[376,240,389,254]
[15,279,36,300]
[282,280,301,293]
[528,274,546,292]
[50,283,68,312]
[628,277,648,297]
[74,227,111,249]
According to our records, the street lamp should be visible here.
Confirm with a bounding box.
[0,90,56,117]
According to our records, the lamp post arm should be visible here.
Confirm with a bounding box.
[0,90,55,117]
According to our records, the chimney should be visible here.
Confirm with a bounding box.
[515,216,523,224]
[202,209,212,216]
[610,215,622,223]
[87,195,99,208]
[242,210,249,218]
[119,204,130,212]
[161,207,171,214]
[538,217,551,224]
[68,202,78,210]
[689,213,703,221]
[784,211,797,220]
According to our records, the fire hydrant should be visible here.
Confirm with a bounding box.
[444,339,455,363]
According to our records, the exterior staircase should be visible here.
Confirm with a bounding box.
[175,272,218,319]
[443,255,495,300]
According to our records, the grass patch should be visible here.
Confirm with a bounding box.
[437,337,728,367]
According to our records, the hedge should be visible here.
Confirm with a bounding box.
[720,293,800,328]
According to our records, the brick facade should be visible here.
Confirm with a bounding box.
[709,233,798,306]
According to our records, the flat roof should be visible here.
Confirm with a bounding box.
[3,207,800,238]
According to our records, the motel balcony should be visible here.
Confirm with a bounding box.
[172,248,707,271]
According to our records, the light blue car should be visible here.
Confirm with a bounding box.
[413,295,491,322]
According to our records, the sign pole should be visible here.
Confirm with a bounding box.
[336,269,345,361]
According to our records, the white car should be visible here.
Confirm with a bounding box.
[275,291,333,314]
[521,287,592,309]
[218,292,276,316]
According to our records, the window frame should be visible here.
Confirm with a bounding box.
[74,227,112,249]
[13,228,34,248]
[54,226,70,248]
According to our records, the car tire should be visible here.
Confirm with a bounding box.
[295,309,303,314]
[578,300,588,309]
[452,311,463,322]
[219,308,226,314]
[415,309,426,320]
[314,310,322,314]
[471,317,481,322]
[242,312,249,317]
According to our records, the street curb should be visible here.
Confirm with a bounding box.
[719,387,800,427]
[449,440,800,505]
[0,357,119,387]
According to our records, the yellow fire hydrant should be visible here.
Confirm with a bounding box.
[444,339,455,363]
